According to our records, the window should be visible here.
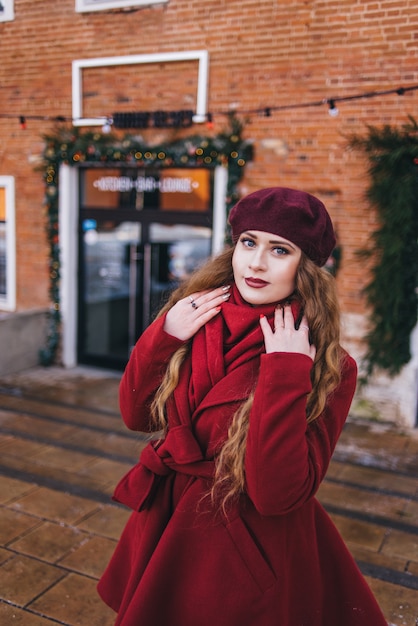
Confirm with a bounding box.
[72,50,209,126]
[76,0,168,12]
[0,177,16,311]
[0,0,14,22]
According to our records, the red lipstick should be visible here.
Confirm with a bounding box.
[244,277,269,288]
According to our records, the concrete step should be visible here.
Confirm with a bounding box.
[0,366,417,625]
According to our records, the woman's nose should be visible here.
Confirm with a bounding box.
[249,249,266,270]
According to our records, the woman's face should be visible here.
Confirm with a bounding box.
[232,230,302,305]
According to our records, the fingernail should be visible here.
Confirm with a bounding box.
[259,314,265,319]
[222,285,230,292]
[222,293,230,300]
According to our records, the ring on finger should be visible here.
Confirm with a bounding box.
[189,296,198,309]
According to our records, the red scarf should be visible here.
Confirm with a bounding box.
[113,284,301,511]
[187,284,301,413]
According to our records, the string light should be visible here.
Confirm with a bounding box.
[1,83,417,129]
[204,84,418,124]
[102,117,113,133]
[328,99,339,117]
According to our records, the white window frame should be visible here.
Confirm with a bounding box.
[76,0,168,13]
[0,0,14,22]
[72,50,209,126]
[0,176,16,311]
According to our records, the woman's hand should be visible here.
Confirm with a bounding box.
[163,286,230,341]
[259,303,316,361]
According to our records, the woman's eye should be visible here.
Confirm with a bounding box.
[273,246,289,255]
[241,237,255,248]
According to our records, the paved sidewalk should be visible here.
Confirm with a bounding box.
[0,366,417,625]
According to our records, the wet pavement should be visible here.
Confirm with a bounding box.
[0,365,417,625]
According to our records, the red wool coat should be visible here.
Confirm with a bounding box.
[97,289,387,626]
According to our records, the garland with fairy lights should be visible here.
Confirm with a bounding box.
[40,116,253,365]
[349,117,418,379]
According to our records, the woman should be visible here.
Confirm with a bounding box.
[98,187,387,626]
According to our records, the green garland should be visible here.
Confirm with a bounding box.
[349,117,418,378]
[40,116,253,365]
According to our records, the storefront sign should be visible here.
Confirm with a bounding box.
[82,168,212,212]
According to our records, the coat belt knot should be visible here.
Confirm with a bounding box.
[112,425,214,511]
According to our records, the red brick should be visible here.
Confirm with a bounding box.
[0,0,417,315]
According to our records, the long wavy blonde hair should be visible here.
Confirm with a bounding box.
[151,246,343,509]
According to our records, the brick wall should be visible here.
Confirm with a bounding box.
[1,0,417,315]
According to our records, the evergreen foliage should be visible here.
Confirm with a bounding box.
[349,117,418,378]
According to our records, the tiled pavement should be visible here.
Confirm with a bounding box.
[0,366,417,626]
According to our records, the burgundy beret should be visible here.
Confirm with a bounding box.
[229,187,336,266]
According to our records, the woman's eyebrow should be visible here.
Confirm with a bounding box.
[268,238,297,251]
[268,239,295,247]
[243,231,297,250]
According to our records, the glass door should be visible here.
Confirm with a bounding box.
[76,164,221,370]
[147,223,212,326]
[78,218,212,369]
[78,219,142,369]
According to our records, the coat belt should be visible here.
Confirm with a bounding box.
[112,424,215,511]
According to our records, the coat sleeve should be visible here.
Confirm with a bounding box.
[244,351,357,516]
[119,314,185,432]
